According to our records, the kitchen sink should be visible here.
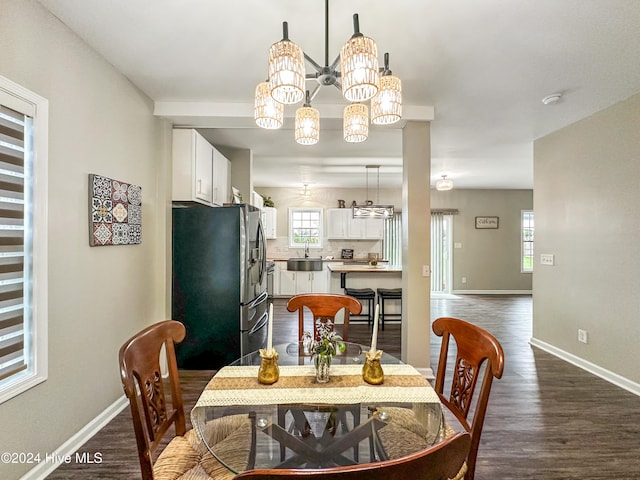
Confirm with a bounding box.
[287,257,323,271]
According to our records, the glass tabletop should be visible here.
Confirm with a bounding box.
[191,342,444,474]
[230,341,401,366]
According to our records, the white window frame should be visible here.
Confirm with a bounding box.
[0,76,48,404]
[521,210,534,273]
[288,208,323,249]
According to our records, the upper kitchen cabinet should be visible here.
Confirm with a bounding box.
[172,129,230,206]
[326,208,383,240]
[262,206,277,239]
[212,147,230,206]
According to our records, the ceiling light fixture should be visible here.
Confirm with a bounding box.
[435,175,453,191]
[300,183,312,198]
[353,166,394,218]
[254,0,402,145]
[541,93,563,105]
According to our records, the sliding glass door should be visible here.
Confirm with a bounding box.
[431,213,452,294]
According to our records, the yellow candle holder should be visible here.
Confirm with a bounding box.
[362,350,384,385]
[258,348,279,385]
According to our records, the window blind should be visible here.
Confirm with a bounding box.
[383,212,402,265]
[0,104,27,381]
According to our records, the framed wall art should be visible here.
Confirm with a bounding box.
[89,173,142,246]
[475,216,499,229]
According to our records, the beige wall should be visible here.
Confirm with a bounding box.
[533,93,640,384]
[432,189,533,292]
[0,1,171,478]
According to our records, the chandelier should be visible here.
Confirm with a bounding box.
[254,0,402,145]
[353,166,395,218]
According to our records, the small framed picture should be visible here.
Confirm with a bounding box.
[475,216,499,229]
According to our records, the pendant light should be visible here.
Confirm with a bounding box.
[295,91,320,145]
[343,103,369,143]
[353,166,395,218]
[371,53,402,125]
[340,14,380,102]
[268,22,306,105]
[254,81,284,129]
[436,175,454,191]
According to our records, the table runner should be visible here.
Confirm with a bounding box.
[193,364,440,408]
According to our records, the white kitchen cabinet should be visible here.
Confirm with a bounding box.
[326,208,384,240]
[172,129,213,205]
[172,129,230,207]
[326,208,350,239]
[276,263,329,296]
[262,207,277,239]
[251,191,264,210]
[212,147,230,206]
[278,266,296,296]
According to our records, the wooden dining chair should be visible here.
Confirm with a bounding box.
[432,317,505,480]
[281,294,363,460]
[233,431,471,480]
[119,320,256,480]
[287,293,362,341]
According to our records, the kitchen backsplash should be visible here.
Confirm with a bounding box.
[266,236,382,260]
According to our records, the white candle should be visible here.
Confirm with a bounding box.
[267,303,273,353]
[370,303,380,354]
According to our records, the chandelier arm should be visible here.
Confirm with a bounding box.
[329,54,341,72]
[308,84,322,102]
[304,52,323,73]
[332,81,342,91]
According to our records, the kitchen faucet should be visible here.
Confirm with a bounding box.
[304,240,309,258]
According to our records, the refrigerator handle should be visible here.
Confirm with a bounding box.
[249,310,269,335]
[257,219,267,284]
[247,290,268,310]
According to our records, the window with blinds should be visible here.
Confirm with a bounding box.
[0,76,47,404]
[0,104,29,382]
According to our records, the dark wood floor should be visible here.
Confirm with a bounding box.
[49,295,640,479]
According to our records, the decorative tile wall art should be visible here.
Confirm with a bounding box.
[89,173,142,246]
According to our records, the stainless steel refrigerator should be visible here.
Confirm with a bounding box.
[172,203,268,369]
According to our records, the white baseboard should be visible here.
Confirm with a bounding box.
[451,290,532,295]
[415,367,435,381]
[21,395,129,480]
[530,337,640,397]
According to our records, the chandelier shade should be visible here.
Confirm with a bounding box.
[343,103,369,143]
[295,94,320,145]
[371,54,402,125]
[254,82,284,129]
[268,23,306,105]
[436,175,454,191]
[256,1,401,145]
[340,16,379,102]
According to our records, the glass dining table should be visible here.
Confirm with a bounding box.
[190,342,445,475]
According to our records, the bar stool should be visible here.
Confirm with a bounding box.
[344,287,376,325]
[376,288,402,330]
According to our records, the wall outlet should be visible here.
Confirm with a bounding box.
[422,265,430,277]
[540,254,555,266]
[454,242,463,249]
[578,329,588,344]
[461,276,467,284]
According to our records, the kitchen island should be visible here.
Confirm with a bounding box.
[327,263,402,289]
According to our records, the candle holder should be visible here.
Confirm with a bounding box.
[258,348,279,385]
[362,350,384,385]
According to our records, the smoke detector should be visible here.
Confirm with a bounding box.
[542,93,563,105]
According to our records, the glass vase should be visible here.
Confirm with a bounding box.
[314,353,332,383]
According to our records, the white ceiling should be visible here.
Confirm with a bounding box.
[38,0,640,189]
